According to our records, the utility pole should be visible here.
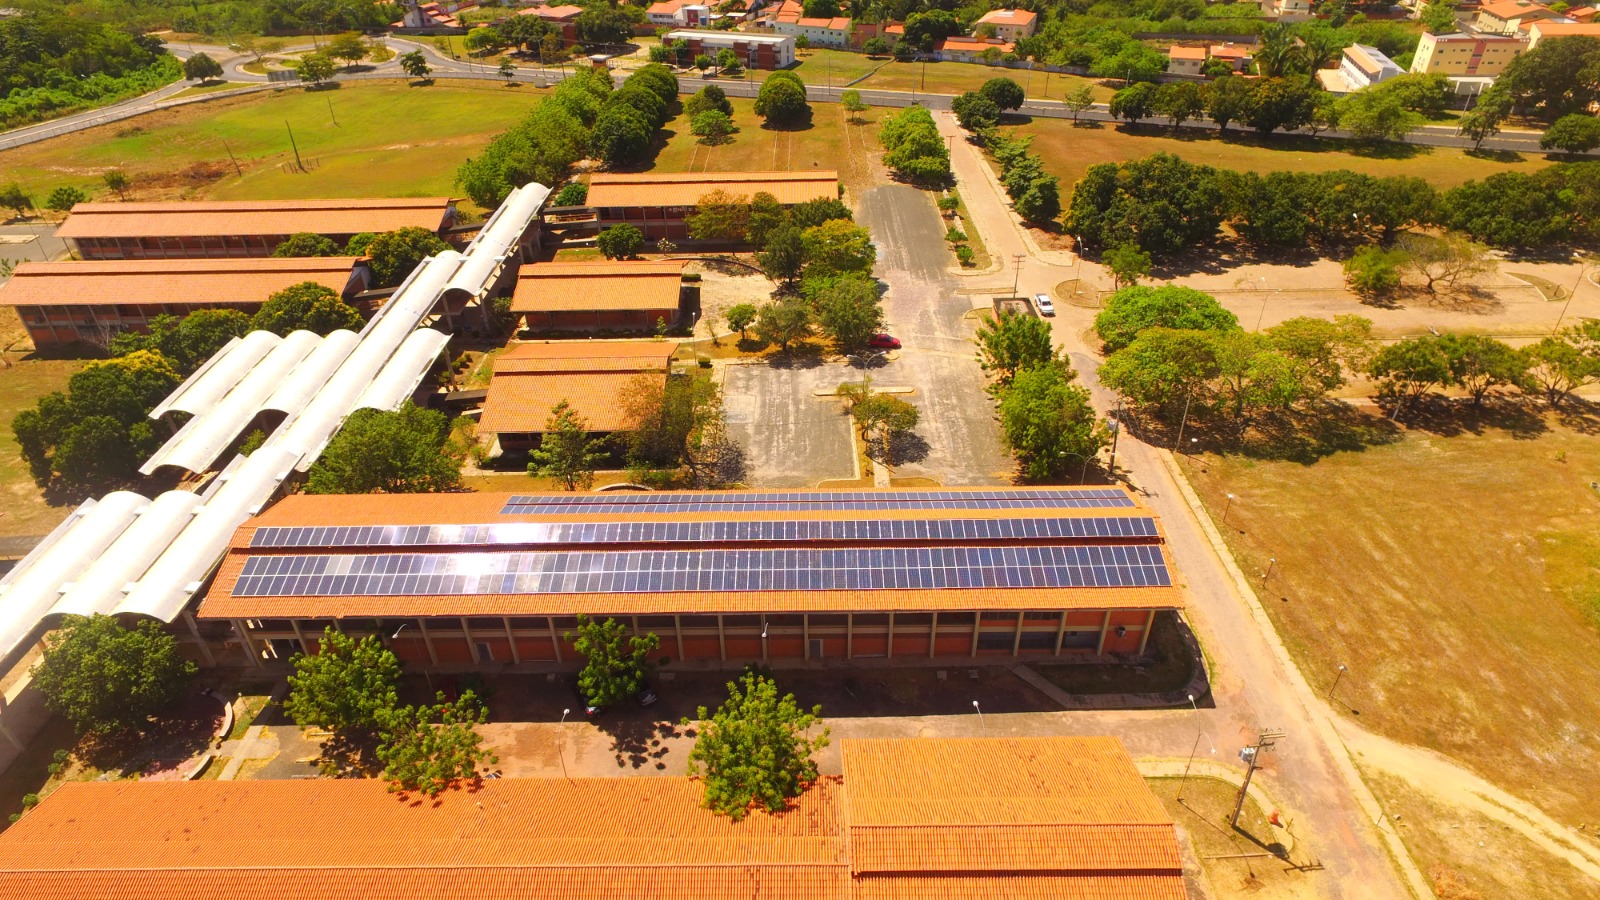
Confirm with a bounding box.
[327,95,338,127]
[285,121,305,172]
[1172,392,1192,452]
[221,139,243,178]
[1106,398,1122,477]
[1231,729,1285,829]
[1010,253,1025,298]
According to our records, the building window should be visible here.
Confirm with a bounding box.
[976,630,1015,651]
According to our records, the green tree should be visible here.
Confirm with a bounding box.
[996,365,1108,482]
[684,672,829,820]
[1342,245,1405,299]
[1066,153,1224,258]
[1337,90,1419,142]
[695,53,713,71]
[365,226,451,287]
[1394,232,1495,296]
[863,37,889,56]
[755,71,810,126]
[878,105,949,184]
[1109,81,1157,125]
[1264,314,1373,394]
[296,52,336,85]
[952,91,1001,131]
[272,232,341,257]
[755,222,806,280]
[0,183,31,217]
[326,33,369,68]
[755,297,814,352]
[250,282,364,335]
[31,615,195,736]
[980,76,1025,111]
[529,399,604,490]
[717,48,739,70]
[102,168,130,197]
[399,49,432,80]
[1496,35,1600,120]
[1155,81,1205,130]
[974,309,1065,386]
[800,219,875,276]
[377,691,497,797]
[726,302,758,338]
[11,351,177,489]
[1099,327,1221,412]
[1104,243,1152,290]
[1205,75,1253,132]
[591,105,653,166]
[575,4,637,45]
[597,223,646,259]
[1439,333,1528,405]
[686,190,751,242]
[1368,335,1453,408]
[1208,331,1313,434]
[852,392,919,462]
[183,51,223,82]
[1063,85,1096,123]
[841,89,869,123]
[686,84,734,118]
[618,370,726,472]
[1094,285,1238,353]
[568,615,660,708]
[1420,0,1459,31]
[109,308,250,373]
[1457,87,1511,150]
[499,57,516,83]
[305,402,464,494]
[1244,77,1315,134]
[1541,114,1600,154]
[45,185,88,212]
[1522,330,1600,406]
[284,627,401,736]
[1014,175,1061,225]
[691,109,733,144]
[815,274,883,352]
[747,192,787,248]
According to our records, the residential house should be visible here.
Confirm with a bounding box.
[933,35,1013,62]
[1266,0,1314,21]
[974,8,1037,40]
[646,0,711,27]
[1167,45,1207,75]
[1210,42,1253,71]
[1475,0,1558,33]
[1340,42,1403,88]
[1526,19,1600,46]
[518,3,582,43]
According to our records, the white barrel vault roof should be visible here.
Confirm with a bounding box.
[140,330,322,476]
[50,491,202,620]
[263,329,360,415]
[150,331,282,419]
[354,328,451,412]
[444,182,550,300]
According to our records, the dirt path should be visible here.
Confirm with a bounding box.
[1335,719,1600,883]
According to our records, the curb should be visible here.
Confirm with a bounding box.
[1157,448,1436,900]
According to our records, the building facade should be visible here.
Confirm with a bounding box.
[974,8,1037,40]
[1339,43,1403,89]
[477,341,677,452]
[511,260,687,333]
[772,16,852,48]
[1527,20,1600,47]
[932,36,1014,62]
[200,487,1185,671]
[56,198,457,261]
[662,29,794,68]
[1167,45,1206,76]
[0,257,370,348]
[1475,0,1557,33]
[584,171,839,240]
[1411,31,1527,75]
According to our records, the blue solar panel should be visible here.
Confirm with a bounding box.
[249,516,1161,549]
[498,489,1134,516]
[231,544,1173,597]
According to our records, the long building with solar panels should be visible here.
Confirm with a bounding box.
[198,487,1185,668]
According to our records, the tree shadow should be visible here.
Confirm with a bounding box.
[407,78,436,88]
[1465,147,1524,164]
[765,344,825,368]
[873,429,930,465]
[601,719,684,771]
[74,689,226,776]
[1225,403,1404,465]
[1392,395,1550,439]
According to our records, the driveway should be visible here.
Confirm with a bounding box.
[856,182,1012,485]
[0,222,67,269]
[723,359,856,486]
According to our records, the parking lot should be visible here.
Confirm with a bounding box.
[723,358,857,487]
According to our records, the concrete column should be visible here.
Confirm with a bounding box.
[419,618,440,666]
[503,616,521,664]
[760,615,769,662]
[969,612,981,658]
[673,614,685,661]
[1095,609,1111,656]
[802,613,810,660]
[1137,609,1156,656]
[232,619,263,669]
[463,618,481,664]
[183,610,216,667]
[846,613,854,659]
[928,611,938,658]
[289,618,308,654]
[885,612,894,659]
[717,615,727,662]
[547,616,562,664]
[1054,610,1068,657]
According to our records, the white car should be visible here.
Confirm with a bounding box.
[1034,293,1055,316]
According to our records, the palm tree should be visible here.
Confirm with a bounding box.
[1297,26,1343,76]
[1254,23,1299,78]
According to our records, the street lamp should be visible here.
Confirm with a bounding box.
[1176,693,1202,802]
[971,699,984,729]
[1327,664,1348,702]
[1555,259,1595,334]
[557,708,571,780]
[1222,493,1235,525]
[1058,450,1094,484]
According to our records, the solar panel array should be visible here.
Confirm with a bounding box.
[232,545,1173,598]
[499,489,1135,516]
[250,516,1160,550]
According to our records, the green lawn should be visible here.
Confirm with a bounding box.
[0,80,549,211]
[0,309,85,538]
[857,59,1113,102]
[648,95,878,191]
[1009,117,1553,193]
[790,49,884,88]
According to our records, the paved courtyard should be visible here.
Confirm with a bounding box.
[723,359,857,486]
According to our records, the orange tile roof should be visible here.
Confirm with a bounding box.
[1479,0,1550,17]
[0,257,361,307]
[796,16,851,28]
[648,0,687,14]
[1167,46,1207,60]
[1210,43,1251,58]
[56,199,453,240]
[0,737,1185,900]
[479,370,663,435]
[935,36,1015,53]
[976,8,1037,25]
[521,3,583,16]
[1530,19,1600,33]
[843,737,1181,880]
[512,261,685,313]
[497,339,680,373]
[588,172,839,208]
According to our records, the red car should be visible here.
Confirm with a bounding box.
[868,333,901,350]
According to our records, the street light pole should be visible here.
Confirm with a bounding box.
[1172,393,1193,452]
[971,699,984,729]
[1176,693,1202,802]
[557,708,571,781]
[1222,493,1235,526]
[1106,399,1122,478]
[1327,664,1348,702]
[1555,260,1591,334]
[1010,253,1025,298]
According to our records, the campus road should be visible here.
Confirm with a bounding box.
[935,108,1427,899]
[0,39,1564,156]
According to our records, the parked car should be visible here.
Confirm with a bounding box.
[868,333,901,349]
[1034,292,1055,316]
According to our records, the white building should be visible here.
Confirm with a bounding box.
[974,8,1037,41]
[1339,43,1402,89]
[662,30,796,68]
[772,15,852,48]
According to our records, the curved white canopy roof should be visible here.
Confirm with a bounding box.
[50,491,202,619]
[150,331,282,419]
[444,182,550,300]
[263,329,360,415]
[354,328,451,412]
